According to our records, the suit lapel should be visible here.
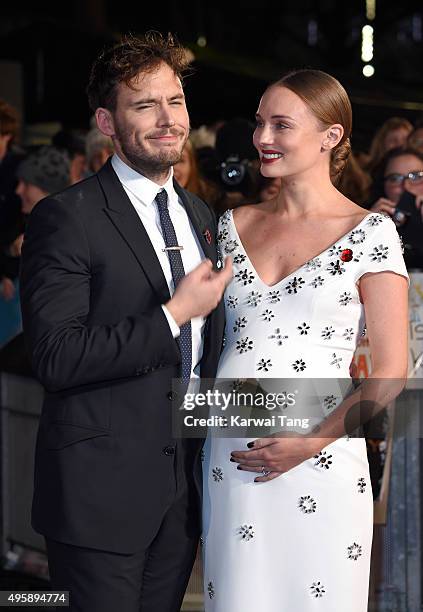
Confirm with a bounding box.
[97,159,171,304]
[174,181,217,266]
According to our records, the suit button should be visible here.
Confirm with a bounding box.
[163,446,175,456]
[167,391,177,400]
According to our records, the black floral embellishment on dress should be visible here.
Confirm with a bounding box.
[261,309,275,322]
[212,467,223,482]
[231,379,246,393]
[227,295,238,309]
[310,275,325,288]
[207,581,215,599]
[233,253,247,264]
[357,477,367,493]
[339,291,353,306]
[314,450,333,469]
[269,328,289,346]
[353,250,364,262]
[220,209,231,225]
[257,358,272,372]
[328,245,343,257]
[236,337,254,354]
[233,316,248,332]
[347,542,363,560]
[323,395,337,410]
[305,257,322,272]
[321,325,335,340]
[369,244,389,262]
[298,495,317,514]
[349,229,366,244]
[246,291,262,307]
[367,214,384,226]
[217,228,229,242]
[326,260,345,276]
[298,322,310,335]
[398,234,405,254]
[330,353,343,369]
[235,268,255,285]
[285,276,305,294]
[310,582,325,598]
[224,239,239,254]
[292,359,306,372]
[343,327,354,341]
[239,524,255,541]
[267,290,282,303]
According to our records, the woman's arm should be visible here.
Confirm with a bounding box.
[231,270,409,481]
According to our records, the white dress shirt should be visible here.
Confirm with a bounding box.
[111,153,206,378]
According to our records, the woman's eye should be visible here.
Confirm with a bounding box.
[275,123,288,130]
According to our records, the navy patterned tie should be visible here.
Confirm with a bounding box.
[155,189,192,381]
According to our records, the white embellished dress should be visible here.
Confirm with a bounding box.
[202,210,408,612]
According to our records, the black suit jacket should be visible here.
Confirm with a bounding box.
[20,159,225,553]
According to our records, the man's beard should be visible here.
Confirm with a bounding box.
[115,122,188,177]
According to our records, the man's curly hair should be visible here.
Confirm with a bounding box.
[87,31,190,112]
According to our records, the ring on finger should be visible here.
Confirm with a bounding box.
[261,465,271,476]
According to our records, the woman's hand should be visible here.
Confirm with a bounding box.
[230,435,325,483]
[369,197,396,216]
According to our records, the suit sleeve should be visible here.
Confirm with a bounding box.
[20,196,181,392]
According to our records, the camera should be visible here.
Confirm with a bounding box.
[392,207,411,227]
[220,156,250,187]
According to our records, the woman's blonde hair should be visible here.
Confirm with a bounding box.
[272,69,352,185]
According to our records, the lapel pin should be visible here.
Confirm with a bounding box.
[203,229,212,245]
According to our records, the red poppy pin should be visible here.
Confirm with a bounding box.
[203,229,212,245]
[340,248,353,262]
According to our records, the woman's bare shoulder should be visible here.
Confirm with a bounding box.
[232,202,269,229]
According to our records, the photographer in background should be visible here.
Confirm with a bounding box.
[367,147,423,268]
[211,118,260,215]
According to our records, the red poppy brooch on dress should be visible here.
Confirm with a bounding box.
[203,229,212,245]
[340,248,353,262]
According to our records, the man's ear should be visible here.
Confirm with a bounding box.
[95,108,116,138]
[321,124,344,152]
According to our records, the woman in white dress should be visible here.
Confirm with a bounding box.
[202,70,408,611]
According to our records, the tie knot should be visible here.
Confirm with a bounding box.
[155,189,168,210]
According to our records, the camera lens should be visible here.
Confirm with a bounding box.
[220,160,246,186]
[392,208,410,227]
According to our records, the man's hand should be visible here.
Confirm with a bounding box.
[165,257,233,326]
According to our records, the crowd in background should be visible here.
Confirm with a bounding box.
[1,97,423,363]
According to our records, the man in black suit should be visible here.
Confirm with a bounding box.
[20,32,231,612]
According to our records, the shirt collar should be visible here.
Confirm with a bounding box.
[111,153,176,208]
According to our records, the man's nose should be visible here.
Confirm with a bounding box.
[158,104,175,126]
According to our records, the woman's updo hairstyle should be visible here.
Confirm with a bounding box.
[273,69,352,185]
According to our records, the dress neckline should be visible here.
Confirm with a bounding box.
[228,209,375,289]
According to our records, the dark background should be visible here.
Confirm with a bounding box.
[0,0,422,151]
